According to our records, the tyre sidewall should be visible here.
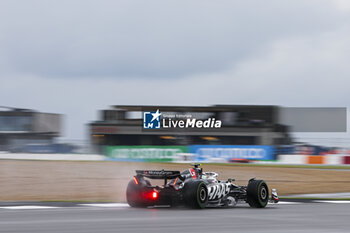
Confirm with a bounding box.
[183,180,208,209]
[126,180,148,207]
[196,182,208,208]
[247,180,269,208]
[257,181,268,207]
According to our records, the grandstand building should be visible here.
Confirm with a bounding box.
[89,105,292,151]
[0,106,62,152]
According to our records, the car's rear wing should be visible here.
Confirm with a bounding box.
[136,170,181,179]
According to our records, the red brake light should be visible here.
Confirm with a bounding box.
[133,176,139,185]
[141,190,159,200]
[152,191,158,199]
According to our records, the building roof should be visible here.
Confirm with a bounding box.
[112,105,278,112]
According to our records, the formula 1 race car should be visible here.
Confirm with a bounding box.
[126,164,279,209]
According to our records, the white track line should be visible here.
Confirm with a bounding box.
[314,200,350,204]
[79,203,130,208]
[273,201,301,205]
[0,206,60,210]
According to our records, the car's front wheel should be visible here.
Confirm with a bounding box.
[246,179,269,208]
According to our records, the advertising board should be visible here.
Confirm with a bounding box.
[189,145,275,162]
[104,145,187,162]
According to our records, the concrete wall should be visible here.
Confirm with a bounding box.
[279,154,350,165]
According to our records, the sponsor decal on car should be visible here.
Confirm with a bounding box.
[207,183,231,200]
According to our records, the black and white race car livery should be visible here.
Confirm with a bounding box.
[126,164,279,209]
[207,182,230,200]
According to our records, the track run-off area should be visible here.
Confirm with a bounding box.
[0,201,350,233]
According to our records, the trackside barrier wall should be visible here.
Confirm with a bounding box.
[104,146,187,162]
[104,145,275,162]
[278,154,307,164]
[279,154,350,165]
[104,146,350,164]
[188,145,275,162]
[307,155,324,164]
[325,155,343,165]
[344,156,350,164]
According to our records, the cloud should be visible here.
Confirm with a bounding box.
[334,0,350,11]
[0,0,345,78]
[2,23,350,139]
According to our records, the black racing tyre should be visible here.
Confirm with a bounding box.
[246,179,269,208]
[126,179,148,208]
[183,180,208,209]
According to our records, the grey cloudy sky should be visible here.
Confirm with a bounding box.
[1,0,350,142]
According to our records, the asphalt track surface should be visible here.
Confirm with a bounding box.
[0,202,349,233]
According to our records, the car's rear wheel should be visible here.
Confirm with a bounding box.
[246,179,269,208]
[183,180,208,209]
[126,179,148,207]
